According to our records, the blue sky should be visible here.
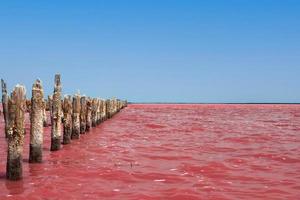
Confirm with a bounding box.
[0,0,299,103]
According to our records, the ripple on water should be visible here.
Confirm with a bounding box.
[0,104,299,199]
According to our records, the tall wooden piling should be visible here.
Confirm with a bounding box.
[109,99,113,117]
[116,99,119,112]
[29,80,44,163]
[72,94,81,139]
[43,101,48,127]
[95,99,99,125]
[112,99,115,116]
[1,79,9,138]
[113,98,117,115]
[80,96,87,134]
[91,98,97,127]
[105,99,111,119]
[110,99,114,117]
[47,95,53,114]
[96,99,101,125]
[113,99,116,116]
[100,99,105,122]
[51,74,62,151]
[6,85,26,180]
[63,95,73,144]
[86,97,92,131]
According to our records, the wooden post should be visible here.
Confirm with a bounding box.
[98,99,102,123]
[112,99,115,117]
[115,99,118,113]
[63,95,72,144]
[86,97,92,131]
[91,98,97,127]
[72,94,81,139]
[51,74,62,151]
[114,99,116,114]
[114,99,117,115]
[43,101,48,127]
[105,99,111,119]
[113,99,116,116]
[29,80,44,163]
[80,96,87,134]
[96,99,101,125]
[116,99,118,113]
[6,85,26,180]
[100,99,104,122]
[110,99,114,117]
[1,79,9,138]
[61,99,64,123]
[48,95,53,115]
[95,99,98,125]
[102,99,107,121]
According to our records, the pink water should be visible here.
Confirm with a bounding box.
[0,104,300,199]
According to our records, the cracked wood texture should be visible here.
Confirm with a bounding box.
[51,74,62,151]
[29,80,44,163]
[6,85,26,180]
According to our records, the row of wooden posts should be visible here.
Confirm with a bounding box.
[1,74,127,180]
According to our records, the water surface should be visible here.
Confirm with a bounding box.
[0,104,299,199]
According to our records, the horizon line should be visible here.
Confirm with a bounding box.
[129,102,300,105]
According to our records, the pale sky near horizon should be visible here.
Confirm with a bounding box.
[0,1,299,103]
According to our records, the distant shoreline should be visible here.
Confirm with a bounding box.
[129,102,300,105]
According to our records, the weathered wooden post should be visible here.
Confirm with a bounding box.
[96,99,101,125]
[105,99,111,119]
[114,99,117,113]
[1,79,9,138]
[96,99,99,125]
[109,99,112,117]
[106,99,110,119]
[86,97,92,131]
[116,99,118,113]
[43,101,48,127]
[106,99,111,119]
[48,95,53,116]
[112,98,116,116]
[110,99,114,117]
[112,99,116,116]
[80,96,87,133]
[72,94,81,139]
[100,99,105,122]
[114,99,117,115]
[91,98,97,127]
[29,79,44,163]
[102,99,107,121]
[63,95,72,144]
[51,74,62,151]
[6,85,26,180]
[61,99,64,123]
